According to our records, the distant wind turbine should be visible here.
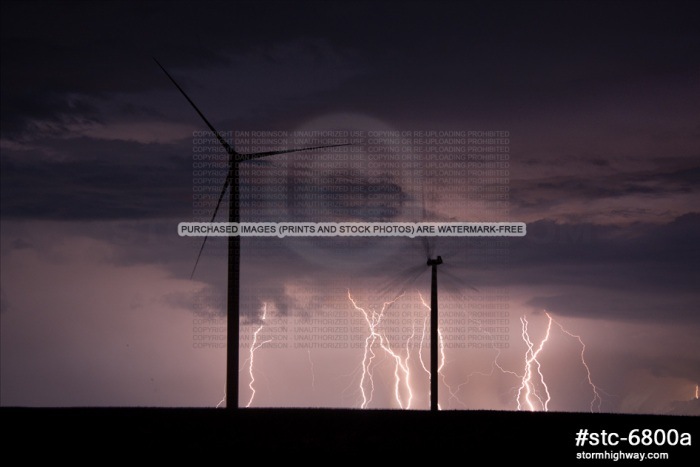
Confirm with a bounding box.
[378,183,477,410]
[418,182,477,410]
[155,58,349,409]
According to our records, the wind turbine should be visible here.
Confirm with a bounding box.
[415,184,476,410]
[155,58,349,409]
[418,180,444,411]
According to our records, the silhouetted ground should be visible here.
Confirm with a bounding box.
[2,407,697,462]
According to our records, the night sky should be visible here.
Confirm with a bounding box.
[1,0,699,414]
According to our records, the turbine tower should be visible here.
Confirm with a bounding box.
[155,58,348,409]
[427,255,442,411]
[418,180,445,411]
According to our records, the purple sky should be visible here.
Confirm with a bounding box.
[1,0,699,414]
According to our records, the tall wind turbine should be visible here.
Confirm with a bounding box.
[155,58,348,409]
[418,183,476,410]
[418,180,443,411]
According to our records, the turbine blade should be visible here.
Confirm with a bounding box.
[153,57,237,157]
[238,143,351,162]
[420,182,432,259]
[191,173,232,279]
[376,263,427,297]
[440,268,479,292]
[190,235,209,280]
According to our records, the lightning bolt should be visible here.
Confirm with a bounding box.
[349,290,422,409]
[517,314,553,411]
[457,348,519,399]
[695,384,699,400]
[418,302,430,379]
[216,391,226,409]
[382,322,415,409]
[348,290,382,408]
[548,313,603,412]
[246,303,272,408]
[444,311,603,412]
[512,312,603,412]
[444,320,520,409]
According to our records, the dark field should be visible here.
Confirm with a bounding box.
[3,407,698,462]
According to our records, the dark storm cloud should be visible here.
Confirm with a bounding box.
[283,1,700,124]
[163,286,226,318]
[0,92,103,140]
[281,212,698,325]
[440,214,700,322]
[1,2,697,313]
[240,283,298,322]
[233,213,699,314]
[510,165,700,212]
[3,0,695,326]
[0,137,194,219]
[242,162,408,222]
[525,291,697,322]
[2,0,699,222]
[1,1,365,139]
[3,0,699,136]
[514,213,700,272]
